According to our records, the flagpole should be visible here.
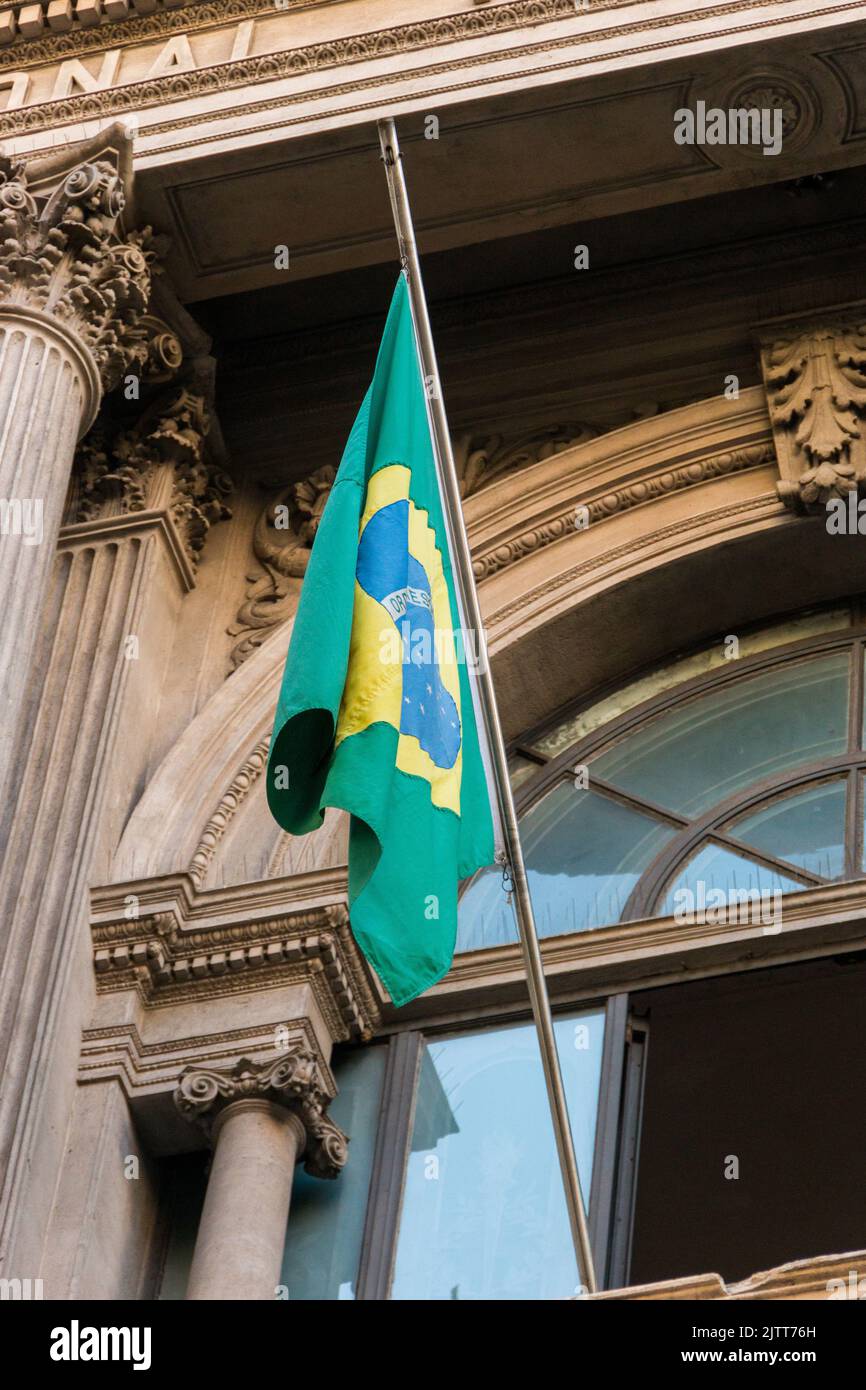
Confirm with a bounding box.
[377,118,598,1296]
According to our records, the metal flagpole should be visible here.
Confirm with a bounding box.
[377,117,598,1296]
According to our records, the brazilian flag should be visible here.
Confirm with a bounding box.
[267,275,495,1005]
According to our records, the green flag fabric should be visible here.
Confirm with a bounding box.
[266,274,495,1005]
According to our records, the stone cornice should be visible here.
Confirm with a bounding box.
[1,0,286,59]
[90,870,379,1040]
[4,0,861,145]
[78,1013,341,1155]
[0,0,634,69]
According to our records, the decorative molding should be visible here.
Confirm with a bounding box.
[0,0,279,56]
[759,313,866,512]
[472,441,773,583]
[137,311,184,382]
[458,422,600,498]
[1,0,851,142]
[77,1014,336,1154]
[492,492,780,636]
[0,133,156,389]
[91,882,379,1040]
[228,465,334,669]
[189,736,269,884]
[74,376,232,568]
[175,1050,348,1178]
[0,0,635,69]
[718,68,820,159]
[1,1,260,66]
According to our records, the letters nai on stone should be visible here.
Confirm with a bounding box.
[175,1051,349,1180]
[759,315,866,512]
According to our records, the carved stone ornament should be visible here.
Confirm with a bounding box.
[760,319,866,512]
[457,422,599,497]
[75,381,232,567]
[0,137,159,390]
[228,464,335,669]
[174,1051,349,1179]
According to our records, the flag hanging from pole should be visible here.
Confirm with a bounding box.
[266,273,496,1005]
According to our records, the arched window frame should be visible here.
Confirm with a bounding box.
[500,617,866,927]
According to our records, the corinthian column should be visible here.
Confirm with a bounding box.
[175,1054,349,1300]
[0,128,153,814]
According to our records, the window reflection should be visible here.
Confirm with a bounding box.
[727,780,846,881]
[391,1010,604,1300]
[280,1045,386,1300]
[591,654,849,817]
[457,784,675,950]
[658,843,808,918]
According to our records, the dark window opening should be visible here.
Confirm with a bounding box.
[627,956,866,1287]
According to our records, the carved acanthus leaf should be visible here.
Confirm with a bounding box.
[0,150,159,389]
[760,321,866,512]
[174,1051,349,1179]
[458,422,600,497]
[228,464,335,670]
[75,384,232,567]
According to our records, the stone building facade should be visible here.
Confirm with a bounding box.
[2,0,866,1301]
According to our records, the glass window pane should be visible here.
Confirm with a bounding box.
[727,780,846,880]
[280,1044,386,1300]
[591,654,849,817]
[658,842,810,918]
[456,783,676,950]
[531,610,851,759]
[391,1010,604,1301]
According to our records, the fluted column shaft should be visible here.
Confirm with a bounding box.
[186,1101,305,1301]
[0,307,99,811]
[0,518,190,1279]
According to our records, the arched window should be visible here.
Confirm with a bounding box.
[458,606,864,950]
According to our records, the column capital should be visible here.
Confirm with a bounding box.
[73,370,232,571]
[174,1052,349,1180]
[0,124,158,411]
